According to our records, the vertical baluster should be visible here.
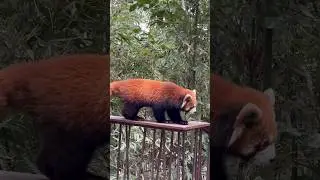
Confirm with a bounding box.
[156,130,165,180]
[177,132,181,180]
[193,129,199,180]
[124,126,131,180]
[182,132,186,180]
[151,129,157,180]
[139,127,147,180]
[168,131,174,180]
[197,130,203,180]
[116,124,122,180]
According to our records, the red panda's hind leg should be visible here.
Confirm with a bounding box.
[167,108,188,125]
[122,102,143,120]
[37,144,93,180]
[152,106,167,123]
[36,128,98,180]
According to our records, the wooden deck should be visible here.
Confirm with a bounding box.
[110,115,210,132]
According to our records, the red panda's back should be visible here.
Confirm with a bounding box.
[212,74,242,113]
[1,54,110,133]
[212,74,266,114]
[111,79,187,104]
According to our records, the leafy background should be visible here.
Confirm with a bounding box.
[110,0,209,179]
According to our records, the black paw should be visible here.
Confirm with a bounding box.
[123,115,139,121]
[136,116,145,121]
[157,120,167,123]
[179,120,188,125]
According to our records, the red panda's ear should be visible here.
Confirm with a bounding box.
[235,103,262,128]
[181,94,192,108]
[264,88,275,106]
[228,103,262,147]
[192,89,196,95]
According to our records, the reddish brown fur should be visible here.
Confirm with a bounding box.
[110,79,197,124]
[0,54,110,180]
[111,79,195,105]
[211,74,277,157]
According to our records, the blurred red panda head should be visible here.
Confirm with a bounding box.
[227,88,277,165]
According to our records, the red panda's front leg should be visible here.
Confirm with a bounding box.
[167,108,188,125]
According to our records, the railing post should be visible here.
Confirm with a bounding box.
[124,126,130,180]
[151,129,156,180]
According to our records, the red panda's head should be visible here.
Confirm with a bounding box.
[227,88,277,165]
[181,89,197,115]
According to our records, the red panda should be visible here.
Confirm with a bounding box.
[110,79,197,125]
[0,54,109,180]
[211,74,277,165]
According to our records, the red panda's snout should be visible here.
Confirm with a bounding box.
[228,129,276,165]
[181,89,197,115]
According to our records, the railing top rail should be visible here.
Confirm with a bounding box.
[0,170,48,180]
[110,115,210,132]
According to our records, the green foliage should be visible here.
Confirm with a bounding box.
[111,0,209,119]
[111,0,209,178]
[0,113,39,173]
[129,0,186,28]
[0,0,108,64]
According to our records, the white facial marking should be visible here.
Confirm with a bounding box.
[181,101,186,109]
[181,94,191,109]
[188,106,196,115]
[252,143,276,165]
[228,126,244,147]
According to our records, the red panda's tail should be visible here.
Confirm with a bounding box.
[110,82,114,96]
[110,81,119,97]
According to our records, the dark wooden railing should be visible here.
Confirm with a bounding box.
[110,115,210,180]
[1,116,210,180]
[0,170,48,180]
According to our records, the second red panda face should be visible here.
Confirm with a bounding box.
[181,89,197,115]
[227,88,277,165]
